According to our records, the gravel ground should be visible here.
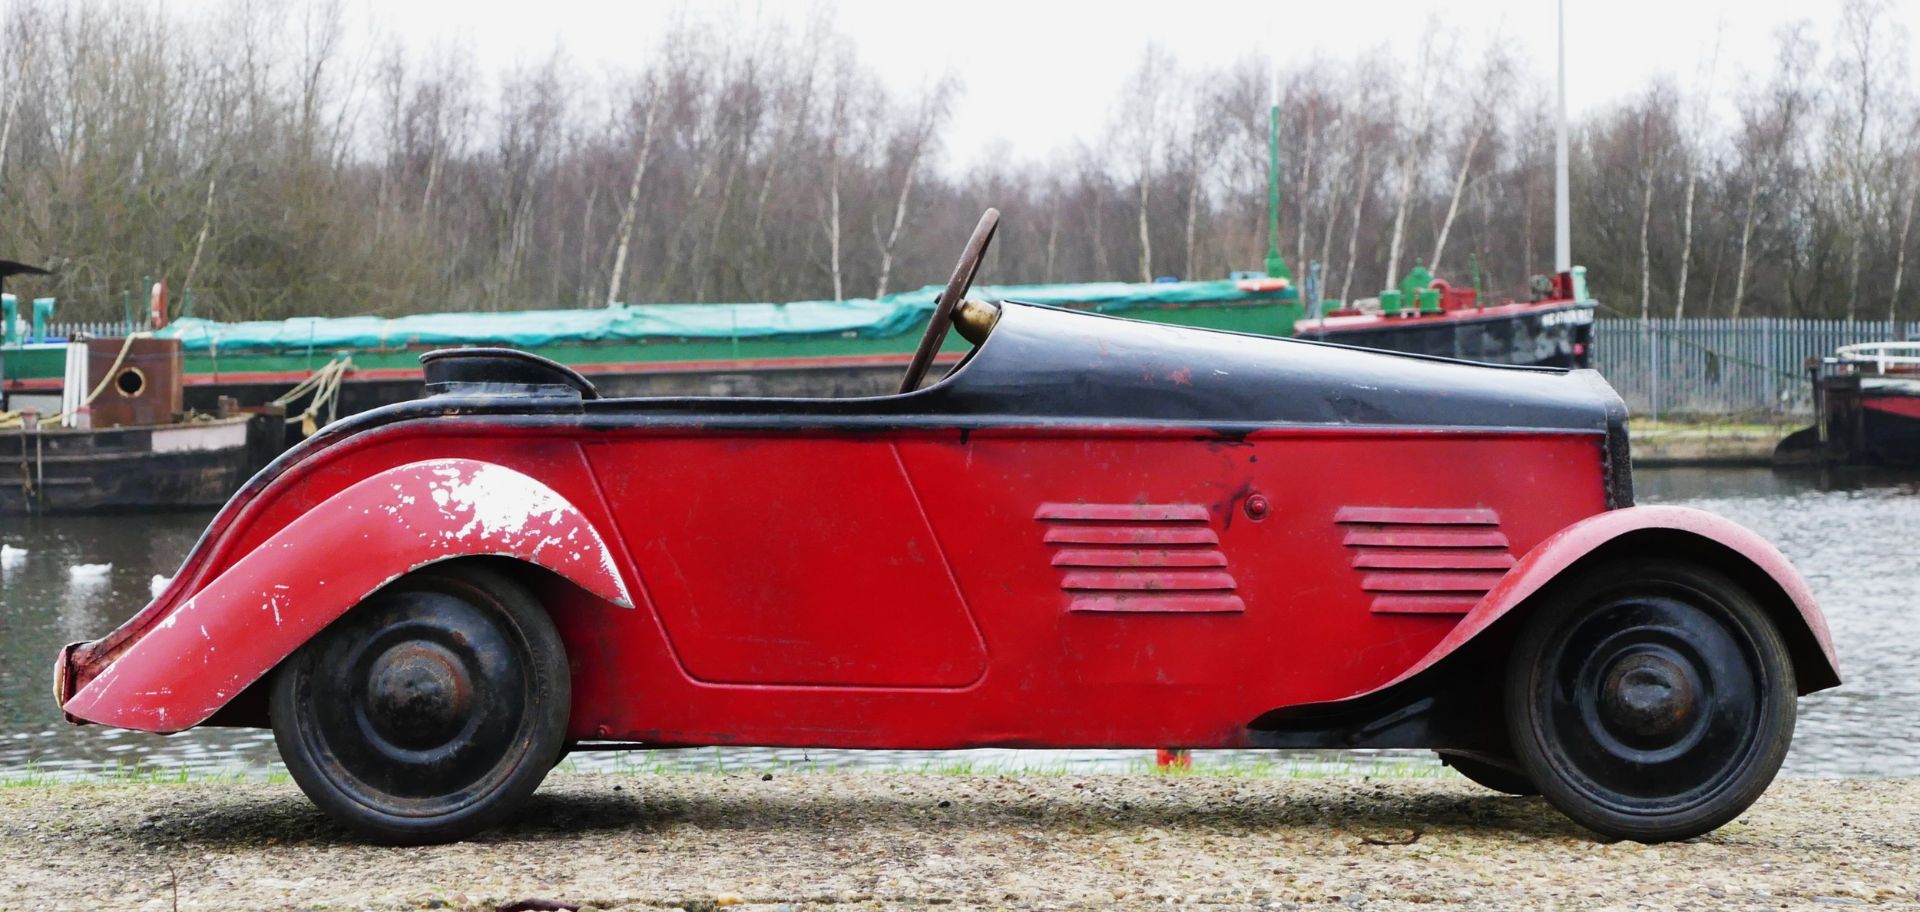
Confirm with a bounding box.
[0,774,1914,911]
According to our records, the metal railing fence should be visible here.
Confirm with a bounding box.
[39,321,133,340]
[1594,318,1920,417]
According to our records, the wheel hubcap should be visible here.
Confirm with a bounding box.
[365,642,474,750]
[1598,650,1699,748]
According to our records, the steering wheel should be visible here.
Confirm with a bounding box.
[899,208,1000,393]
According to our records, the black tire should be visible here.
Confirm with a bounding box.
[270,562,570,845]
[1506,558,1796,843]
[1437,751,1538,796]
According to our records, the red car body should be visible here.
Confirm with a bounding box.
[55,292,1839,844]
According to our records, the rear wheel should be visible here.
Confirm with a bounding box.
[270,562,569,845]
[1506,558,1795,842]
[1436,751,1537,796]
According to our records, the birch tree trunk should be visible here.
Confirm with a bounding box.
[1183,174,1200,279]
[1846,197,1864,321]
[421,150,443,215]
[1429,128,1483,273]
[873,152,919,298]
[1317,158,1346,279]
[1891,165,1918,323]
[696,149,744,302]
[1383,160,1414,285]
[1091,193,1110,279]
[1294,105,1314,273]
[1523,174,1536,280]
[1338,146,1373,304]
[1136,176,1153,282]
[1638,170,1655,319]
[0,84,17,200]
[182,171,219,293]
[578,185,599,306]
[1674,167,1698,318]
[825,153,845,300]
[1382,46,1440,286]
[1674,30,1720,320]
[1704,235,1724,315]
[1732,180,1759,318]
[1044,207,1060,283]
[605,103,660,307]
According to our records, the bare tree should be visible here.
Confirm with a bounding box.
[1890,135,1920,322]
[7,0,1920,332]
[873,76,957,297]
[1113,46,1174,282]
[1618,83,1683,319]
[606,83,661,306]
[1731,23,1816,318]
[1829,0,1907,319]
[1383,28,1447,285]
[1431,47,1514,274]
[1672,29,1723,318]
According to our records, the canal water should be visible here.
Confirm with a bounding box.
[2,467,1915,779]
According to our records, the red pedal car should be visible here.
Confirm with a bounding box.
[56,212,1837,844]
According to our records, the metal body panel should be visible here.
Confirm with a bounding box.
[585,438,987,687]
[55,301,1834,751]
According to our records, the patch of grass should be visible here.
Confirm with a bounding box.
[1146,755,1452,780]
[1630,417,1800,435]
[0,763,59,788]
[0,760,291,788]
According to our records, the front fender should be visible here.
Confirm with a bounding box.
[60,458,633,733]
[1372,504,1839,698]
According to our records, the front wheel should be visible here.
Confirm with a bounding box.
[270,563,570,844]
[1506,558,1796,842]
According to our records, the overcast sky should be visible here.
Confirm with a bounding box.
[352,0,1905,170]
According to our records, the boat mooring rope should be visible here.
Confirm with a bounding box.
[272,356,352,437]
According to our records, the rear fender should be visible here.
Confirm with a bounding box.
[1370,505,1839,697]
[60,458,633,733]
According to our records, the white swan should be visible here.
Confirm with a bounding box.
[67,562,113,579]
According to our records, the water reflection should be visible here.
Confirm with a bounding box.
[3,466,1915,779]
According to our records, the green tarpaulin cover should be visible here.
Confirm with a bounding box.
[156,280,1290,353]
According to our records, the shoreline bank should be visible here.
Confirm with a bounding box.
[1629,419,1795,467]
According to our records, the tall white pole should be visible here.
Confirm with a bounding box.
[1554,0,1572,272]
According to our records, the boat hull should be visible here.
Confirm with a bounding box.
[1294,301,1596,369]
[1859,378,1920,465]
[1775,369,1920,467]
[0,415,280,514]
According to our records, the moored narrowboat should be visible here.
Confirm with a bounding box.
[1295,267,1596,369]
[1775,341,1920,466]
[2,335,284,514]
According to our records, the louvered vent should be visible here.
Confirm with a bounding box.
[1336,506,1513,615]
[1036,503,1244,614]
